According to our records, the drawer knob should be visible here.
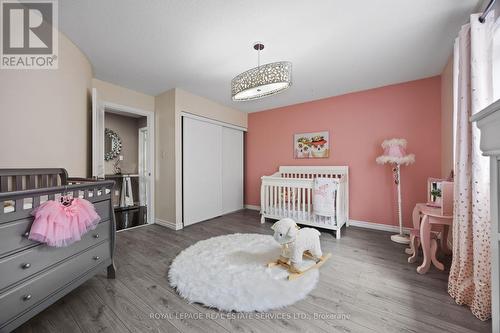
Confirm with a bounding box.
[22,263,31,269]
[93,256,100,261]
[93,234,99,239]
[23,231,29,238]
[23,294,32,301]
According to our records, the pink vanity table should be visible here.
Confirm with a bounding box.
[407,180,454,274]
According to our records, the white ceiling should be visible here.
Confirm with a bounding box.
[59,0,481,112]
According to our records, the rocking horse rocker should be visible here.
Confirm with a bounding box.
[267,218,331,280]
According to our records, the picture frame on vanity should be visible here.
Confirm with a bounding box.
[427,177,444,207]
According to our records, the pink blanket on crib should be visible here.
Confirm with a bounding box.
[313,178,338,216]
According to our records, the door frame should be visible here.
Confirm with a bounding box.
[138,126,148,207]
[93,101,156,225]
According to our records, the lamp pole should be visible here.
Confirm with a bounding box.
[391,164,409,244]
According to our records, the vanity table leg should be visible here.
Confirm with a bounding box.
[406,204,423,255]
[408,234,419,263]
[417,215,431,274]
[430,239,445,271]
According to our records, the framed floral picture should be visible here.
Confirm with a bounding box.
[294,131,329,159]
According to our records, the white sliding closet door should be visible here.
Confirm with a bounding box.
[183,117,223,226]
[222,127,244,214]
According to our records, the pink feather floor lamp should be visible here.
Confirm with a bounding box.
[376,138,415,244]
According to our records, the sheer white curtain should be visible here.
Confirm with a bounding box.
[448,12,496,321]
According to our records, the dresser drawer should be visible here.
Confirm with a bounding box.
[0,219,37,257]
[0,200,111,258]
[0,220,110,292]
[0,240,111,325]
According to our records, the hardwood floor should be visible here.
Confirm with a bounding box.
[15,210,491,333]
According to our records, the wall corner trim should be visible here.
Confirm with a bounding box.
[155,218,182,230]
[244,204,261,211]
[348,219,410,234]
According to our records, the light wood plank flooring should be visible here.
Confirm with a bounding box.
[15,210,491,333]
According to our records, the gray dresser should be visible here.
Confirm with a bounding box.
[0,169,116,332]
[472,99,500,332]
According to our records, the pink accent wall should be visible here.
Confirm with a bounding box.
[245,77,442,227]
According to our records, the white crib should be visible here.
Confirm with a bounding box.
[260,166,349,239]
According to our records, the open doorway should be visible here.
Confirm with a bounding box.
[92,89,155,231]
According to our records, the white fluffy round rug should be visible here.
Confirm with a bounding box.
[168,233,320,312]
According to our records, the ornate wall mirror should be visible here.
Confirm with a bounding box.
[104,128,122,161]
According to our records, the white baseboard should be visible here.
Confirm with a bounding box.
[155,218,182,230]
[245,204,260,211]
[348,219,410,234]
[244,205,409,234]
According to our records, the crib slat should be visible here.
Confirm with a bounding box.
[292,186,296,218]
[270,185,274,215]
[275,185,278,216]
[28,175,35,189]
[297,187,302,220]
[41,175,48,188]
[284,186,287,216]
[278,186,282,217]
[15,176,22,191]
[279,186,283,216]
[282,186,285,217]
[268,186,271,215]
[271,185,275,215]
[269,185,274,214]
[307,188,311,219]
[268,185,272,214]
[283,186,287,217]
[266,185,269,214]
[50,174,58,187]
[286,186,291,215]
[271,186,274,215]
[0,176,7,192]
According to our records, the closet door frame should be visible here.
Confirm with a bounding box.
[181,112,246,227]
[180,112,247,133]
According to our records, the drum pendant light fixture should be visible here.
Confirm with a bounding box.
[231,42,292,101]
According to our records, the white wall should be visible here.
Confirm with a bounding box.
[441,55,454,178]
[93,78,155,112]
[155,89,176,226]
[175,88,247,128]
[0,32,93,176]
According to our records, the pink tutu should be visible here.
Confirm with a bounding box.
[29,198,101,247]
